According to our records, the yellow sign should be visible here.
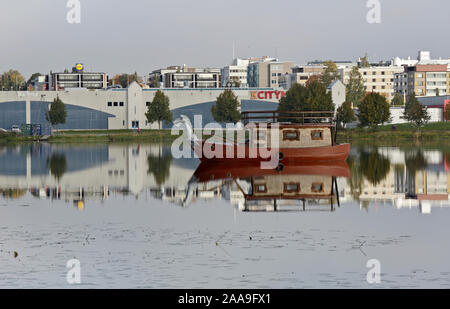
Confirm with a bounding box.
[75,63,84,72]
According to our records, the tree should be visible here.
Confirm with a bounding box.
[391,93,404,106]
[147,151,173,186]
[346,66,365,107]
[211,89,241,123]
[402,93,430,127]
[321,61,340,87]
[358,93,390,129]
[149,77,160,88]
[47,153,67,181]
[336,101,356,128]
[278,81,335,112]
[360,149,391,185]
[359,55,370,68]
[146,90,173,130]
[26,73,42,89]
[435,88,440,96]
[118,74,130,88]
[46,97,67,130]
[0,70,25,90]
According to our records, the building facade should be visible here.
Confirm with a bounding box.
[248,59,294,88]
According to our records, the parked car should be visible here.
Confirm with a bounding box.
[11,125,21,133]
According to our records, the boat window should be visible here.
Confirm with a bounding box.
[311,183,324,193]
[311,130,324,140]
[284,183,300,193]
[283,130,300,141]
[254,184,267,193]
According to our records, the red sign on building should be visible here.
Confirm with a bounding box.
[250,90,286,100]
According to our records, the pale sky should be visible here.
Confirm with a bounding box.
[0,0,449,78]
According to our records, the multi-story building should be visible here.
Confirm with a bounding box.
[221,58,251,88]
[149,66,221,89]
[340,65,404,102]
[248,58,294,88]
[393,51,450,97]
[406,64,450,97]
[279,64,326,89]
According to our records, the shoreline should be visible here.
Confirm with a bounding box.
[1,122,449,147]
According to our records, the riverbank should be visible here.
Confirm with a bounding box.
[336,122,450,147]
[1,122,449,146]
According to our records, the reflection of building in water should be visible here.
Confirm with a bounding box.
[0,144,195,207]
[340,147,450,214]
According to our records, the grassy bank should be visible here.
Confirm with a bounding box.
[337,122,450,147]
[2,122,449,147]
[47,130,182,143]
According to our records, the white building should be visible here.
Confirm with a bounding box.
[221,58,251,87]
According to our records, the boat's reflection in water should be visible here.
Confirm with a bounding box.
[186,160,350,212]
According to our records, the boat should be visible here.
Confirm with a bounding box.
[184,160,350,211]
[174,110,350,164]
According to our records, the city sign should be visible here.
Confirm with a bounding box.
[250,90,286,101]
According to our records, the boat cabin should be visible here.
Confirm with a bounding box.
[241,110,336,148]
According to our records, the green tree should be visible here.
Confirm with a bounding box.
[118,74,130,88]
[147,151,173,186]
[146,90,173,129]
[321,61,340,87]
[391,93,404,106]
[405,150,427,175]
[0,70,25,90]
[359,149,391,185]
[47,153,67,181]
[346,66,365,107]
[46,97,67,130]
[211,89,242,123]
[150,77,160,88]
[336,101,356,128]
[402,93,430,127]
[358,93,391,129]
[278,81,335,113]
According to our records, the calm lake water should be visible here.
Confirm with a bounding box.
[0,143,449,288]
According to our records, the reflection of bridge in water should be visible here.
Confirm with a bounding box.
[0,145,448,214]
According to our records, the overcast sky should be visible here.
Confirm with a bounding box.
[1,0,449,78]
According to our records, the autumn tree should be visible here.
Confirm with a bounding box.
[0,70,25,90]
[321,61,340,87]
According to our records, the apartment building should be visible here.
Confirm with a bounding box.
[248,59,294,88]
[406,65,450,97]
[279,64,326,89]
[340,65,404,102]
[221,58,250,87]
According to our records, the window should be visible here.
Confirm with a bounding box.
[284,183,300,193]
[311,130,323,140]
[113,102,118,107]
[146,102,151,107]
[108,102,112,107]
[311,183,324,193]
[254,184,267,193]
[119,102,124,106]
[283,130,300,141]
